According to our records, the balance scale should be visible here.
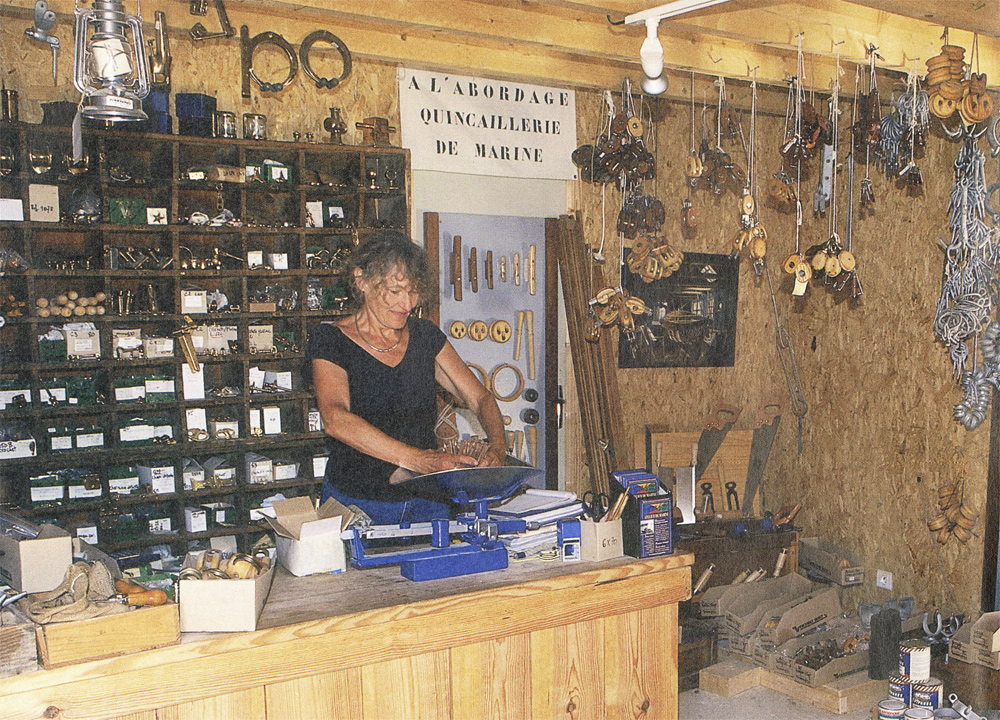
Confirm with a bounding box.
[346,465,544,581]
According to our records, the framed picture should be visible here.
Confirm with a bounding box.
[618,252,738,368]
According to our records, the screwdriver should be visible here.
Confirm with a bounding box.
[113,578,168,606]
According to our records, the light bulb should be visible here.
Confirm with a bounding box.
[640,17,664,79]
[642,75,669,95]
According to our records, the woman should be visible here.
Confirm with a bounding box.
[306,230,506,524]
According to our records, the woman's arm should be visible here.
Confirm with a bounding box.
[433,342,508,466]
[312,358,476,474]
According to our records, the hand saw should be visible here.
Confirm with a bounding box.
[743,401,782,517]
[694,404,741,482]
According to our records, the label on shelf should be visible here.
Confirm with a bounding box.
[116,385,146,402]
[248,325,274,353]
[109,474,140,495]
[262,406,282,435]
[68,483,102,500]
[148,517,172,534]
[0,439,37,459]
[120,423,153,443]
[185,507,208,533]
[76,431,104,449]
[76,526,99,544]
[139,465,176,494]
[28,184,59,222]
[181,290,208,314]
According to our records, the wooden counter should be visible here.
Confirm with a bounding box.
[0,552,693,720]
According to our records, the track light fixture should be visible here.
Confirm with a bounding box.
[639,18,668,95]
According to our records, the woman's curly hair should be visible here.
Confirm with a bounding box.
[346,230,438,311]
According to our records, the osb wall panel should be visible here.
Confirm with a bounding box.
[572,81,991,614]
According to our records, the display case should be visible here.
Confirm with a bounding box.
[0,121,410,557]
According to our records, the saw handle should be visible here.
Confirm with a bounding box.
[754,401,783,428]
[125,589,168,606]
[114,577,147,595]
[704,404,741,431]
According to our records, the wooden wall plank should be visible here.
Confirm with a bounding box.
[450,634,531,720]
[360,651,452,720]
[174,688,265,720]
[265,668,364,720]
[530,619,605,720]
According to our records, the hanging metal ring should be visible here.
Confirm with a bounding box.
[241,26,298,98]
[299,30,352,90]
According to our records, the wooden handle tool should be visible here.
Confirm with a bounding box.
[485,250,494,289]
[468,247,478,293]
[526,425,537,467]
[114,577,148,595]
[514,310,525,361]
[451,236,463,301]
[526,310,535,380]
[528,244,536,295]
[513,252,521,286]
[514,429,524,460]
[119,589,168,606]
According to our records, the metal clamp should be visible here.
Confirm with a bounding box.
[299,30,352,90]
[241,26,298,98]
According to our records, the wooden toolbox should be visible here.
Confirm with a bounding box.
[35,603,179,669]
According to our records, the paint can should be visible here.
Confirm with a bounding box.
[899,639,931,682]
[912,678,943,710]
[889,675,912,706]
[903,708,934,720]
[879,699,907,720]
[933,710,961,719]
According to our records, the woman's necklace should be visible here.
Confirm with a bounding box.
[354,313,403,353]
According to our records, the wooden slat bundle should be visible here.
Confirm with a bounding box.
[551,215,629,495]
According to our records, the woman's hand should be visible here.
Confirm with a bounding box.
[404,448,478,475]
[478,442,507,467]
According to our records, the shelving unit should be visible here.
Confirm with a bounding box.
[0,121,410,557]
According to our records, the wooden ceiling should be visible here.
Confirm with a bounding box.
[3,0,998,96]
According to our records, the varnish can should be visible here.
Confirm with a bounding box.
[899,639,932,682]
[879,699,907,720]
[903,708,934,720]
[888,675,912,706]
[911,678,943,710]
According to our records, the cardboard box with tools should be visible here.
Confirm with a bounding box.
[757,587,841,647]
[177,548,276,632]
[949,621,976,664]
[799,537,865,587]
[265,497,348,577]
[724,573,813,637]
[971,611,1000,652]
[700,572,812,619]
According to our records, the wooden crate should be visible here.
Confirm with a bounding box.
[0,605,39,678]
[699,658,762,697]
[35,603,179,669]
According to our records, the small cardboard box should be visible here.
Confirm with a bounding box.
[971,611,1000,652]
[772,629,840,677]
[794,649,869,687]
[757,587,841,647]
[799,537,865,587]
[178,549,275,632]
[620,492,673,559]
[138,464,176,494]
[0,524,72,592]
[580,519,623,562]
[35,540,180,668]
[949,622,976,664]
[265,497,347,577]
[976,645,1000,670]
[725,576,813,637]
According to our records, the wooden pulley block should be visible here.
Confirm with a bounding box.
[768,176,796,205]
[585,324,602,343]
[468,320,488,341]
[968,73,988,94]
[623,294,646,316]
[682,200,697,228]
[838,249,856,272]
[645,199,666,227]
[941,44,966,60]
[810,251,829,271]
[927,513,949,532]
[594,287,616,305]
[639,254,664,282]
[953,524,973,544]
[448,320,467,339]
[936,526,951,545]
[939,80,965,101]
[740,191,756,217]
[749,235,767,260]
[925,54,951,72]
[794,261,812,284]
[824,254,842,277]
[930,93,956,119]
[626,116,643,138]
[686,153,704,179]
[596,301,620,326]
[961,92,993,125]
[731,229,750,252]
[925,67,951,86]
[782,253,801,274]
[611,114,627,135]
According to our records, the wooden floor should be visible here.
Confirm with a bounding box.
[1,553,694,720]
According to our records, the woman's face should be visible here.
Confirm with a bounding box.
[359,266,420,330]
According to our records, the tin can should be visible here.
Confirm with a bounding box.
[899,639,931,682]
[912,678,943,710]
[889,675,912,706]
[904,708,934,720]
[878,699,907,720]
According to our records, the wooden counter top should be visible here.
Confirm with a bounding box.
[2,552,693,720]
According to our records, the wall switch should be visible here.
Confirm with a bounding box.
[876,570,893,591]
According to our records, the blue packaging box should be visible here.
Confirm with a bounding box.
[146,111,172,135]
[145,90,169,114]
[175,93,216,118]
[178,115,212,138]
[621,493,674,558]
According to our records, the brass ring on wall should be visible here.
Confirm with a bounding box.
[241,26,299,98]
[489,363,524,402]
[299,30,352,90]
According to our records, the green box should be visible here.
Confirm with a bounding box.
[109,197,147,225]
[108,465,141,495]
[38,339,67,362]
[145,375,176,403]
